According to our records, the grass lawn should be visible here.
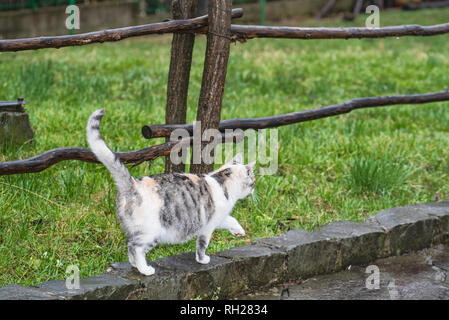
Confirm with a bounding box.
[0,8,449,287]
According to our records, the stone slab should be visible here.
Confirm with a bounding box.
[152,252,237,299]
[37,274,140,300]
[254,229,340,279]
[237,245,449,300]
[366,205,441,256]
[217,244,287,291]
[2,201,449,300]
[105,261,189,300]
[0,284,56,300]
[314,221,387,268]
[412,202,449,243]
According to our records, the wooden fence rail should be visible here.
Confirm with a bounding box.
[1,9,449,52]
[0,131,246,175]
[1,6,448,176]
[2,91,448,176]
[226,22,449,41]
[0,8,243,52]
[141,91,449,139]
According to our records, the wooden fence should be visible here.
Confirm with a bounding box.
[1,2,449,176]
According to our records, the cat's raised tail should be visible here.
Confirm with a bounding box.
[87,109,134,192]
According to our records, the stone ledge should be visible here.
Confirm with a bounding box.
[217,244,287,293]
[254,229,340,279]
[0,284,56,300]
[413,202,449,243]
[314,221,387,269]
[1,200,449,300]
[366,204,442,256]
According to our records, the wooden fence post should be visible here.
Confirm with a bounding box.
[165,0,198,173]
[189,0,232,174]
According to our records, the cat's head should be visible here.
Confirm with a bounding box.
[212,154,256,200]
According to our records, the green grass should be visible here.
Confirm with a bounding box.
[347,153,415,195]
[1,8,449,286]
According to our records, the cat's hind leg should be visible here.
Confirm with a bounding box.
[130,244,156,276]
[195,233,212,264]
[127,246,137,268]
[218,216,245,237]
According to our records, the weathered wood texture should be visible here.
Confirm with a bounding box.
[0,8,243,52]
[3,10,449,52]
[2,91,448,176]
[0,143,177,175]
[0,130,245,176]
[142,90,449,138]
[353,0,364,17]
[165,0,198,173]
[189,0,232,174]
[226,22,449,41]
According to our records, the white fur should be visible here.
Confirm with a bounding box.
[87,110,255,276]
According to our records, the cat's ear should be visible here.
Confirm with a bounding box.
[246,161,256,171]
[217,154,242,171]
[230,153,243,165]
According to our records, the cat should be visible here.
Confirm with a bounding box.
[86,109,256,276]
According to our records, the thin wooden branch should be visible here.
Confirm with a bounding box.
[0,130,245,175]
[142,90,449,139]
[3,91,448,176]
[2,11,448,52]
[225,22,449,41]
[0,143,176,176]
[0,132,244,176]
[0,8,243,52]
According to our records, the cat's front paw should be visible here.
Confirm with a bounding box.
[137,265,155,276]
[196,254,210,265]
[230,227,246,237]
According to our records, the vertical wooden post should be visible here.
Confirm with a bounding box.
[190,0,232,174]
[353,0,364,17]
[165,0,198,173]
[316,0,336,20]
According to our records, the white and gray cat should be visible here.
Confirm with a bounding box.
[87,110,256,276]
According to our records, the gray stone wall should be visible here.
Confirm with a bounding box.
[1,200,448,300]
